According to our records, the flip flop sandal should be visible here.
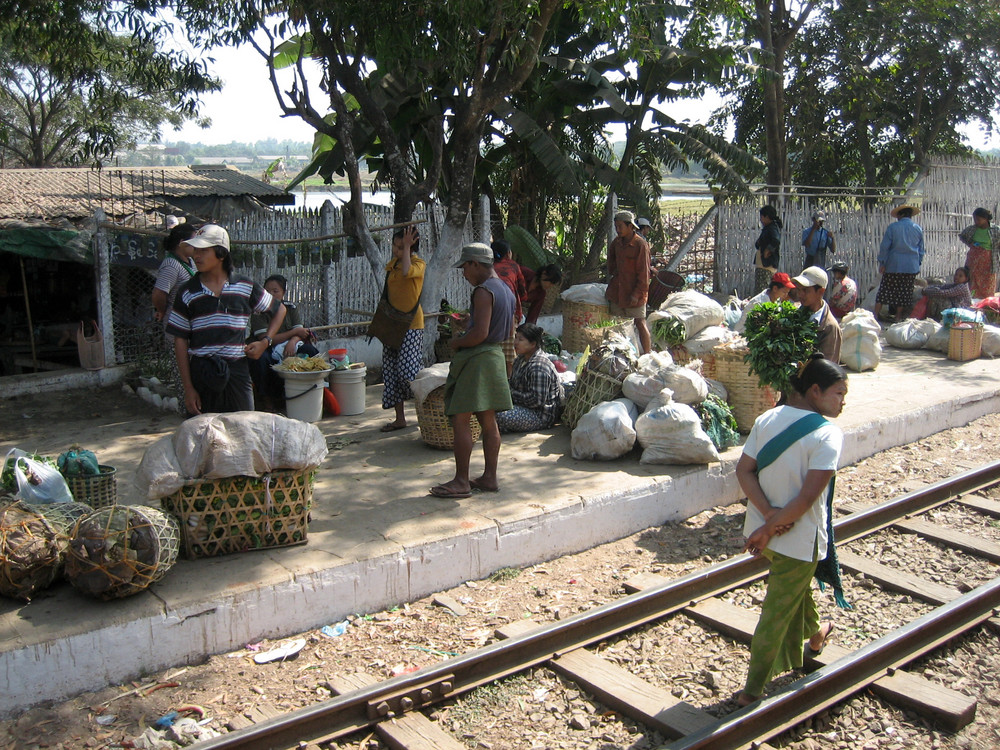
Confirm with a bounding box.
[429,485,472,499]
[380,422,407,432]
[469,478,500,492]
[808,622,834,655]
[253,638,306,664]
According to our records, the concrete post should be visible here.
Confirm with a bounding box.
[92,209,116,364]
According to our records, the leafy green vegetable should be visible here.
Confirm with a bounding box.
[651,316,686,347]
[742,301,819,393]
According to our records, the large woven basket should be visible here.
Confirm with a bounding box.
[66,465,117,508]
[161,470,313,559]
[712,345,777,433]
[948,324,983,362]
[65,505,180,599]
[671,347,717,381]
[501,334,516,370]
[541,285,561,315]
[561,368,626,430]
[415,385,483,450]
[562,300,612,354]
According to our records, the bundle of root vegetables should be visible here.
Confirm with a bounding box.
[0,498,89,601]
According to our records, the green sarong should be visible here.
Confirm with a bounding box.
[443,342,513,416]
[744,548,820,696]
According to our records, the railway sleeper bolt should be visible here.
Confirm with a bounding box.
[400,696,414,711]
[420,688,433,701]
[375,701,391,717]
[440,681,453,694]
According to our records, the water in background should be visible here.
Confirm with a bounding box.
[288,189,393,209]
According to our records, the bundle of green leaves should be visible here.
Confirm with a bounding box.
[742,301,819,393]
[651,316,686,347]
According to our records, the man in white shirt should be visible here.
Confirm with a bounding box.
[792,266,842,363]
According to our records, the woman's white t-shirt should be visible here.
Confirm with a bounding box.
[741,405,843,562]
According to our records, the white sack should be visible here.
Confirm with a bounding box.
[659,366,709,405]
[923,323,950,354]
[138,412,328,500]
[637,351,674,373]
[570,398,638,461]
[981,325,1000,358]
[622,371,673,410]
[636,401,720,465]
[683,325,735,356]
[410,363,451,406]
[654,289,725,338]
[840,309,883,371]
[705,378,729,402]
[561,283,609,306]
[884,319,939,349]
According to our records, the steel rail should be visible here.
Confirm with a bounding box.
[196,460,1000,750]
[667,575,1000,750]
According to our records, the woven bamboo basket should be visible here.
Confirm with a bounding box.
[948,324,983,361]
[161,470,313,559]
[712,345,777,433]
[434,338,453,363]
[415,385,482,450]
[66,465,117,508]
[540,284,561,315]
[673,349,716,381]
[65,505,180,599]
[562,300,612,354]
[0,501,64,601]
[561,368,626,430]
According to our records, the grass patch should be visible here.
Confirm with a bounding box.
[488,567,522,583]
[447,673,533,726]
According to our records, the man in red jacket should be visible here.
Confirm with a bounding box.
[605,210,652,353]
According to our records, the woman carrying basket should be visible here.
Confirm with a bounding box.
[735,353,850,707]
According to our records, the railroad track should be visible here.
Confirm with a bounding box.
[198,461,1000,750]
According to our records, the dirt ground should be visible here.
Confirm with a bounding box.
[1,388,999,750]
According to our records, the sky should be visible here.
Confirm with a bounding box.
[170,42,1000,153]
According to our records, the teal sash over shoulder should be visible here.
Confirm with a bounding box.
[755,412,851,609]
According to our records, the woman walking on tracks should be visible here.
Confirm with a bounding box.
[735,353,850,707]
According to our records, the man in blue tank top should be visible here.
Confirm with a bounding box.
[431,243,515,498]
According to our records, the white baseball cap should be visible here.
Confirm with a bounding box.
[792,266,828,289]
[186,224,231,251]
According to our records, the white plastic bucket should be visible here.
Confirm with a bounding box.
[275,368,331,422]
[329,365,367,416]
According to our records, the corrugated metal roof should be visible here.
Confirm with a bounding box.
[0,165,294,220]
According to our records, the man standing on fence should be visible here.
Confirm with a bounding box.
[605,210,652,354]
[167,224,286,415]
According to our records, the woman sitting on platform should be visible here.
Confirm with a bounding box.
[496,323,563,434]
[920,266,972,321]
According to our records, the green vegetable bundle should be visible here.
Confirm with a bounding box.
[651,316,686,347]
[742,301,819,394]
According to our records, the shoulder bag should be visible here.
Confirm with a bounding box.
[366,274,421,349]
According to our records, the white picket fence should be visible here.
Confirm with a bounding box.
[716,157,1000,301]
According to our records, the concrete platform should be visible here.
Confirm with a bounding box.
[3,346,1000,716]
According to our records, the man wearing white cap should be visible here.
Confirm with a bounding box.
[791,266,841,364]
[166,223,286,415]
[605,210,652,353]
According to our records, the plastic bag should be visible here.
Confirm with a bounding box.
[570,399,638,461]
[9,450,73,504]
[840,309,883,372]
[57,447,100,477]
[884,319,938,349]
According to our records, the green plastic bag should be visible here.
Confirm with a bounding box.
[57,447,100,477]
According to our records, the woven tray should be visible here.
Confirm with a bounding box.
[948,324,983,362]
[66,465,117,508]
[712,345,776,433]
[561,368,625,430]
[415,385,483,450]
[161,470,313,559]
[562,300,611,354]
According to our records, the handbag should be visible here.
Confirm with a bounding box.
[77,320,105,370]
[367,274,420,349]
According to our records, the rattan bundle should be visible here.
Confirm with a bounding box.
[65,505,179,600]
[562,301,611,354]
[66,465,117,508]
[712,344,777,433]
[0,500,63,601]
[415,386,482,450]
[561,369,626,430]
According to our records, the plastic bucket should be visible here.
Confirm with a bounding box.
[275,368,332,422]
[329,364,367,416]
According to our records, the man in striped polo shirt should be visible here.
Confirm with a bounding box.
[167,224,286,415]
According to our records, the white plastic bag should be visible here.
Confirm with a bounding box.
[840,309,883,371]
[884,319,938,349]
[654,289,725,337]
[622,372,673,410]
[923,324,950,354]
[8,450,73,504]
[683,325,735,356]
[981,325,1000,358]
[561,283,609,306]
[570,398,638,461]
[635,399,719,465]
[659,365,709,405]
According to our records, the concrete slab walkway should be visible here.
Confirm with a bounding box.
[2,346,1000,715]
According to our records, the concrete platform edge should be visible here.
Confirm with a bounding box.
[3,386,999,715]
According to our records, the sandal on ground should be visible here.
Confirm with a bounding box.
[808,621,835,655]
[380,422,407,432]
[736,691,759,708]
[470,478,500,493]
[429,484,472,499]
